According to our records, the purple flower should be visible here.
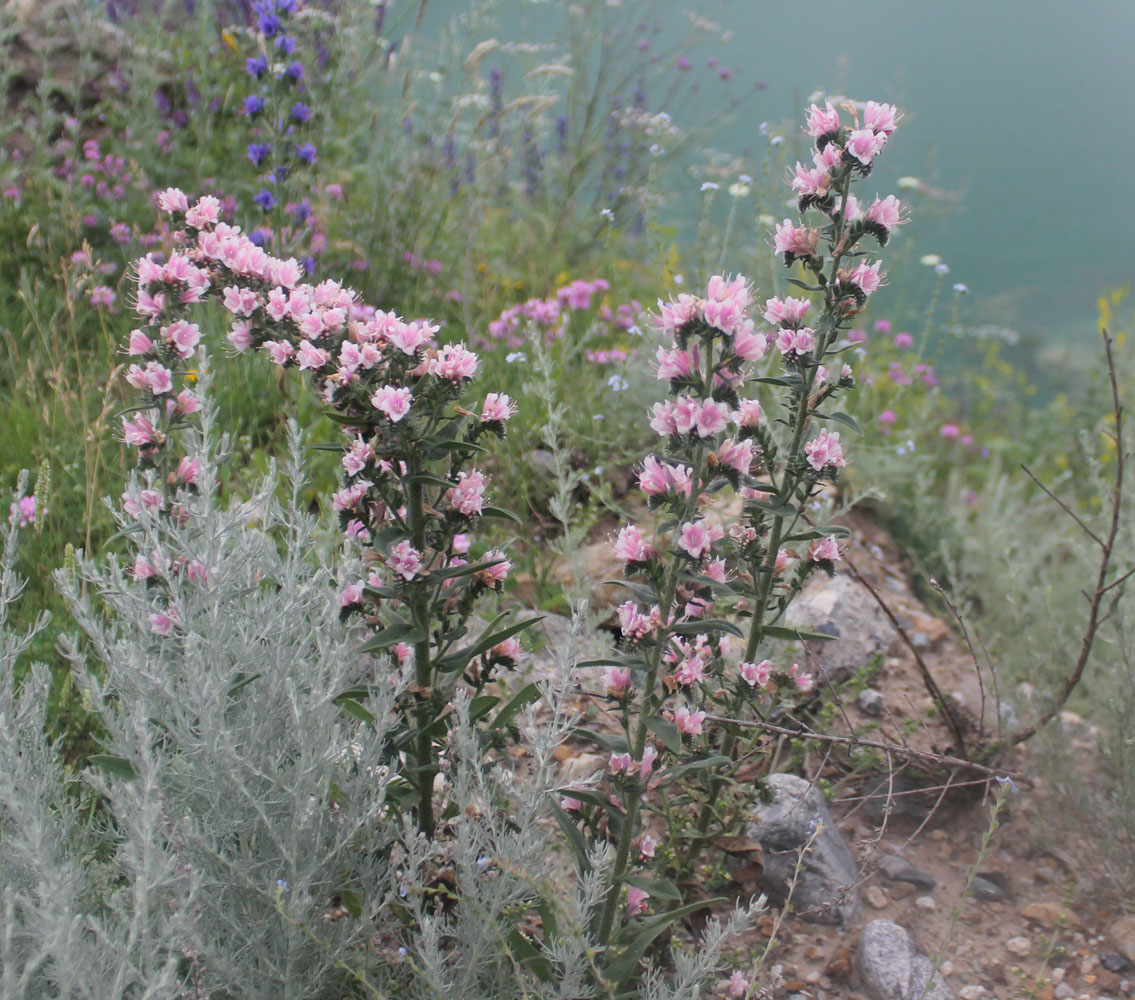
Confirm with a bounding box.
[285,61,305,83]
[244,94,265,117]
[290,102,310,122]
[247,142,271,166]
[258,12,280,36]
[246,55,269,79]
[254,189,276,211]
[297,142,317,165]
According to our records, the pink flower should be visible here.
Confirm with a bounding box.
[296,340,330,371]
[790,163,830,200]
[845,128,887,165]
[739,659,773,688]
[175,455,201,485]
[158,187,189,214]
[695,398,731,437]
[655,346,696,380]
[790,664,815,692]
[805,100,840,137]
[714,438,755,476]
[429,344,479,380]
[763,296,811,327]
[161,319,202,358]
[605,667,632,696]
[864,100,900,135]
[609,752,633,774]
[561,796,582,811]
[773,220,818,260]
[940,423,960,440]
[340,582,364,606]
[388,539,423,580]
[626,886,649,916]
[804,429,846,471]
[90,285,116,309]
[878,409,897,428]
[649,401,679,437]
[865,194,905,231]
[388,320,435,355]
[8,495,37,528]
[674,705,706,735]
[774,548,794,574]
[639,744,658,781]
[848,260,885,295]
[481,392,516,422]
[447,470,487,517]
[728,970,750,998]
[227,321,253,352]
[149,608,181,636]
[475,550,510,586]
[657,292,698,334]
[809,536,842,562]
[613,524,654,565]
[121,414,159,447]
[775,327,815,357]
[678,519,724,560]
[371,385,413,422]
[127,329,154,355]
[453,533,472,555]
[733,399,762,428]
[638,833,658,859]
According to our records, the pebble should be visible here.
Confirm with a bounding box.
[1006,936,1032,957]
[1100,953,1133,974]
[958,988,987,1000]
[866,886,889,909]
[1053,986,1074,1000]
[971,875,1007,902]
[857,687,885,716]
[915,895,936,911]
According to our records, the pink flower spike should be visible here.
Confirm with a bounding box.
[695,398,731,437]
[639,744,659,782]
[674,706,706,736]
[846,127,887,165]
[809,536,842,563]
[388,539,423,580]
[605,667,632,697]
[804,429,847,471]
[609,752,633,774]
[739,659,773,688]
[805,100,840,138]
[728,970,750,998]
[613,524,654,565]
[481,392,516,423]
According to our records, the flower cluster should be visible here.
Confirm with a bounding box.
[482,278,641,349]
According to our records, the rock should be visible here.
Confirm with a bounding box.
[866,886,889,909]
[958,988,987,1000]
[863,775,931,826]
[1108,914,1135,959]
[877,854,937,891]
[857,919,954,1000]
[971,875,1007,902]
[784,574,894,684]
[1005,936,1032,957]
[915,895,936,911]
[1053,985,1074,1000]
[858,687,885,715]
[1020,900,1075,928]
[1100,953,1133,974]
[746,773,859,924]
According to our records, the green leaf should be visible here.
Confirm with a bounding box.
[406,472,454,490]
[434,616,543,673]
[336,697,376,725]
[761,625,838,642]
[507,928,553,982]
[813,409,862,433]
[549,800,592,875]
[491,682,542,729]
[356,622,427,654]
[659,754,732,783]
[227,671,262,696]
[644,715,683,755]
[575,655,640,670]
[606,898,726,986]
[339,889,363,920]
[89,755,137,781]
[480,505,522,523]
[623,874,682,901]
[666,618,745,639]
[307,442,347,453]
[429,556,509,584]
[469,695,501,723]
[786,277,822,291]
[430,438,487,455]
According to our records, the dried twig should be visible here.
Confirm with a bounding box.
[1005,328,1126,748]
[841,550,968,757]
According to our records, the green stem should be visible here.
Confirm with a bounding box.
[406,465,435,837]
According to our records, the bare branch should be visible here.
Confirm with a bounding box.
[1020,464,1105,549]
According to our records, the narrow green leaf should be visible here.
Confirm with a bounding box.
[469,695,500,723]
[89,755,137,781]
[644,715,683,756]
[606,898,725,986]
[549,800,592,875]
[659,755,732,783]
[430,438,487,455]
[761,624,838,642]
[435,616,543,673]
[666,618,745,639]
[491,682,541,729]
[227,671,262,696]
[623,874,682,901]
[336,698,376,725]
[480,505,522,523]
[355,623,427,654]
[812,409,862,433]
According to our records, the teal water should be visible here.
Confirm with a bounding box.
[702,0,1135,349]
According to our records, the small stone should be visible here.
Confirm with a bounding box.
[866,886,889,909]
[1100,952,1133,974]
[858,687,885,716]
[1053,987,1074,1000]
[915,895,936,911]
[939,961,952,976]
[971,875,1006,902]
[1021,900,1075,928]
[958,987,987,1000]
[1006,936,1032,957]
[806,970,823,984]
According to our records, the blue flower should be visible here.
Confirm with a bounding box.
[246,55,269,79]
[297,142,317,165]
[247,142,272,166]
[277,0,297,11]
[254,189,276,211]
[285,61,305,83]
[258,12,281,36]
[275,878,290,892]
[300,255,315,275]
[243,94,265,117]
[275,34,296,54]
[289,102,310,123]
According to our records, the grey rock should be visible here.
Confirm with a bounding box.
[1101,952,1133,974]
[857,687,885,716]
[746,772,859,924]
[970,875,1006,902]
[858,919,954,1000]
[863,774,930,825]
[784,574,893,684]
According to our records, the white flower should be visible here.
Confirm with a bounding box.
[953,283,969,294]
[700,181,719,193]
[607,374,628,391]
[505,351,527,363]
[919,253,942,267]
